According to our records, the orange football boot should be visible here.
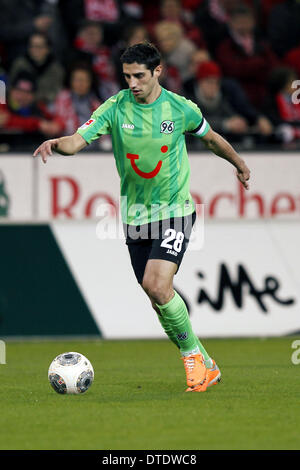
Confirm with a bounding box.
[182,353,206,390]
[186,359,221,392]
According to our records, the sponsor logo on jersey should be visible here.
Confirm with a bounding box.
[160,120,175,134]
[79,118,95,129]
[122,123,135,130]
[126,153,162,179]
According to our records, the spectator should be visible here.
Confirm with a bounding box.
[284,46,300,80]
[52,65,111,150]
[0,73,63,148]
[153,0,207,49]
[58,0,140,49]
[154,21,196,82]
[264,67,300,144]
[268,0,300,58]
[187,48,212,79]
[160,60,183,94]
[83,0,120,23]
[9,32,64,105]
[73,20,119,100]
[185,60,249,139]
[52,65,99,135]
[216,5,278,109]
[0,0,56,67]
[194,0,240,57]
[184,60,273,138]
[112,23,149,89]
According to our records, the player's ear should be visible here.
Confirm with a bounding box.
[154,64,162,79]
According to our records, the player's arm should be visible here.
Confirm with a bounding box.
[33,132,88,164]
[201,128,250,190]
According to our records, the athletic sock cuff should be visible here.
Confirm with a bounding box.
[155,291,180,313]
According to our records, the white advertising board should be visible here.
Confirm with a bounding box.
[1,153,300,221]
[0,156,33,220]
[36,152,300,220]
[51,219,300,338]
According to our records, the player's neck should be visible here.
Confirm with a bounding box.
[135,84,162,105]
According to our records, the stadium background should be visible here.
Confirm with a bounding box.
[0,0,299,339]
[0,0,300,453]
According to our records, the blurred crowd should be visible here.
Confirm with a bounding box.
[0,0,300,152]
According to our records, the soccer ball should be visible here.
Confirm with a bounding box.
[48,352,94,394]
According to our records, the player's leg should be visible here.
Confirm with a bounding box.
[145,212,213,367]
[125,214,220,390]
[142,258,209,389]
[142,259,200,352]
[149,297,181,349]
[126,240,181,348]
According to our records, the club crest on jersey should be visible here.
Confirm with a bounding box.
[160,120,175,134]
[79,118,95,129]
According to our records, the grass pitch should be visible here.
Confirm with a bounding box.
[0,337,299,450]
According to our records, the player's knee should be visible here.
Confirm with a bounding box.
[142,275,172,305]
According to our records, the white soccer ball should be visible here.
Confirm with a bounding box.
[48,352,94,394]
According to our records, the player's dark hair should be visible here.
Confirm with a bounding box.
[120,42,161,75]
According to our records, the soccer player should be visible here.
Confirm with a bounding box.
[33,43,250,392]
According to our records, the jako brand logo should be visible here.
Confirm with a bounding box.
[122,123,134,130]
[0,170,10,217]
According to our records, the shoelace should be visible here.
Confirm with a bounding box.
[183,356,196,373]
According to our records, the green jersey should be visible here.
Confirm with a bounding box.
[77,87,210,225]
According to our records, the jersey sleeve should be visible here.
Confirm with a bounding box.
[184,99,210,138]
[76,96,116,144]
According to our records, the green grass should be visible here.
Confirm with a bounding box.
[0,337,299,450]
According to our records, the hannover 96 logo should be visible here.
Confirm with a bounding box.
[160,120,175,134]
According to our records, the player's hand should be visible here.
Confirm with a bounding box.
[236,162,250,190]
[33,138,59,164]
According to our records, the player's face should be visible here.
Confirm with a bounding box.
[123,62,162,103]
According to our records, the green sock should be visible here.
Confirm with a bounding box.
[156,312,180,349]
[155,291,200,355]
[156,291,213,367]
[196,338,213,367]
